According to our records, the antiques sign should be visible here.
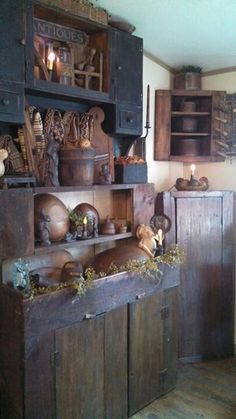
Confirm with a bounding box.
[33,18,88,44]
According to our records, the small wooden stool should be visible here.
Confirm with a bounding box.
[0,174,37,189]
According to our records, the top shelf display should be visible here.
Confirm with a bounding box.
[32,2,109,93]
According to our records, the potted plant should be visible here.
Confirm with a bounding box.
[174,65,202,90]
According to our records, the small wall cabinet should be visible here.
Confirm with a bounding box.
[154,89,225,162]
[106,29,143,136]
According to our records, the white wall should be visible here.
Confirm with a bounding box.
[143,55,183,192]
[183,71,236,191]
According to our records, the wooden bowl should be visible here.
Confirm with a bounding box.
[175,184,208,191]
[87,239,149,273]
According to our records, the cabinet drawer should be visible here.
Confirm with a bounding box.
[117,105,142,135]
[0,84,24,123]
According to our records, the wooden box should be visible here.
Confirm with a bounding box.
[114,163,147,184]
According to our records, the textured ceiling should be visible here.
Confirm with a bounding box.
[95,0,236,72]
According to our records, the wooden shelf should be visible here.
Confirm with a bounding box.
[171,112,210,117]
[154,89,226,162]
[33,183,139,194]
[170,155,224,162]
[171,132,210,137]
[35,232,133,254]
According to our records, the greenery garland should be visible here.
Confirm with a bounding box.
[14,244,184,300]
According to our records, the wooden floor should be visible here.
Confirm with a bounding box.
[131,357,236,419]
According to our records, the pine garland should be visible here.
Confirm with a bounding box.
[17,244,184,300]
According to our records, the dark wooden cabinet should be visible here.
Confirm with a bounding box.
[0,0,25,123]
[156,190,234,361]
[0,1,143,136]
[128,284,178,416]
[0,0,25,84]
[0,267,179,419]
[103,28,143,136]
[110,29,142,106]
[0,83,24,124]
[154,89,225,162]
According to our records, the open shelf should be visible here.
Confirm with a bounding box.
[171,132,210,136]
[154,89,226,162]
[171,111,210,116]
[35,232,133,255]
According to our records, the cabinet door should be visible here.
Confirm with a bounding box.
[55,315,105,419]
[154,90,171,160]
[0,0,25,83]
[106,29,143,136]
[0,189,34,281]
[55,305,128,419]
[162,286,178,394]
[128,291,163,416]
[174,192,234,360]
[105,305,128,419]
[110,29,142,106]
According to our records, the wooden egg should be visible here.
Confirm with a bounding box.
[34,193,70,242]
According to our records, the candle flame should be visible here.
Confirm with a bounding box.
[48,51,56,61]
[47,51,56,70]
[190,164,196,174]
[83,216,87,225]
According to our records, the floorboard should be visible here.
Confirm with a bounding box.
[131,357,236,419]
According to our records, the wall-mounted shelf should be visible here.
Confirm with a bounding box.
[154,89,226,162]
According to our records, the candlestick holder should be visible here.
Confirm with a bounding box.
[175,176,209,191]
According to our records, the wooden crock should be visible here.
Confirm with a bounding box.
[174,72,202,90]
[59,147,95,186]
[176,138,200,156]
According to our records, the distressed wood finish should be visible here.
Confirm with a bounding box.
[154,90,226,162]
[128,285,179,417]
[0,189,34,281]
[154,90,171,160]
[0,0,25,84]
[133,183,155,232]
[156,190,234,361]
[56,315,105,419]
[0,266,179,419]
[104,305,128,419]
[129,291,163,416]
[162,286,179,394]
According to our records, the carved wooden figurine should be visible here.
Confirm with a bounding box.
[136,224,157,258]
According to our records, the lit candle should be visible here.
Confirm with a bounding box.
[47,51,56,71]
[146,84,150,128]
[157,228,164,246]
[190,164,196,176]
[82,216,88,238]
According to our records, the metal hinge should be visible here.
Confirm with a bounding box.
[161,305,170,320]
[160,368,167,383]
[51,351,60,368]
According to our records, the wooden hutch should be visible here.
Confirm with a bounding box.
[0,1,180,418]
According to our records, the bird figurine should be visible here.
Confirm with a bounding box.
[0,149,8,177]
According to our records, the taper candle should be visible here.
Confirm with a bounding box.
[146,84,150,127]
